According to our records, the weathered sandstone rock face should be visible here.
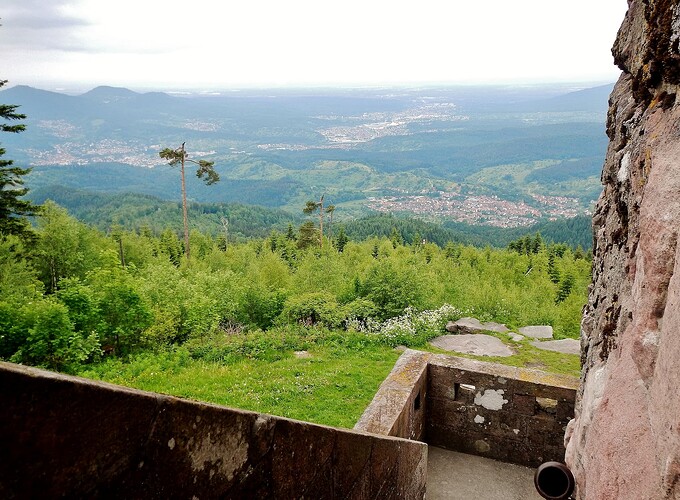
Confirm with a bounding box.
[565,1,680,498]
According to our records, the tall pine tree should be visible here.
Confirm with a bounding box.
[159,142,218,261]
[0,79,40,237]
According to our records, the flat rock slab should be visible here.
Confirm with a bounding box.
[430,334,513,357]
[531,339,580,355]
[446,317,509,334]
[518,326,554,339]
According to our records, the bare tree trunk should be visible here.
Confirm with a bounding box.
[318,195,324,248]
[118,237,126,268]
[180,142,190,261]
[220,217,229,250]
[329,212,333,241]
[50,258,57,293]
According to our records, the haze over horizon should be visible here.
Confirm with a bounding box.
[2,0,628,91]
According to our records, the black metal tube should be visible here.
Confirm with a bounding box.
[534,461,575,500]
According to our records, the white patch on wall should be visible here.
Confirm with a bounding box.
[642,330,660,347]
[618,152,631,183]
[474,415,485,424]
[474,389,508,411]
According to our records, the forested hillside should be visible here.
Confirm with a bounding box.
[1,202,589,374]
[2,83,610,227]
[30,185,593,249]
[29,185,300,239]
[1,83,597,426]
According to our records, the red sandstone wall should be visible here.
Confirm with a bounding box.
[565,1,680,498]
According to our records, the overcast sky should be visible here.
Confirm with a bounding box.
[1,0,629,91]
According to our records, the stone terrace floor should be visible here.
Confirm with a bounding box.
[427,447,542,500]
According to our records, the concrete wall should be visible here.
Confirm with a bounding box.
[354,349,429,441]
[357,350,578,468]
[427,354,578,468]
[0,361,427,499]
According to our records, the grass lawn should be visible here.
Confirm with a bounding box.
[78,327,580,429]
[79,344,401,429]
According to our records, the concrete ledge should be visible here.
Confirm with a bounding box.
[428,353,579,399]
[0,361,427,499]
[354,350,579,468]
[427,354,578,467]
[354,349,431,440]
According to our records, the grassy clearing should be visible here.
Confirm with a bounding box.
[79,344,400,429]
[77,311,580,429]
[78,326,579,430]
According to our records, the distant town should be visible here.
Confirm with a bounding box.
[317,102,467,143]
[367,191,587,228]
[12,85,603,230]
[27,120,217,168]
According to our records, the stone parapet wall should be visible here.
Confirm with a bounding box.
[427,354,577,468]
[0,362,427,499]
[354,349,430,441]
[356,350,578,468]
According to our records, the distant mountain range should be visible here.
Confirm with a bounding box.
[2,82,614,121]
[1,82,612,232]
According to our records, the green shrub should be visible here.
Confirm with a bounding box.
[360,260,424,320]
[11,300,101,371]
[56,278,100,334]
[0,301,26,359]
[342,297,378,324]
[89,270,153,355]
[240,287,287,330]
[279,292,344,328]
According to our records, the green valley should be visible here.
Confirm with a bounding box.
[1,83,611,231]
[0,83,601,428]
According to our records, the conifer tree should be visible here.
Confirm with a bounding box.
[303,195,325,248]
[159,142,218,260]
[285,223,296,241]
[0,79,40,238]
[335,227,349,253]
[547,252,561,284]
[297,221,318,249]
[532,232,543,254]
[390,227,403,248]
[556,272,575,303]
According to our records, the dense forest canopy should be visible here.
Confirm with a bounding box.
[0,202,589,372]
[29,185,594,249]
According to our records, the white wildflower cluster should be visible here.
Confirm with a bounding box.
[411,304,461,330]
[344,316,381,333]
[347,304,465,343]
[379,315,417,340]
